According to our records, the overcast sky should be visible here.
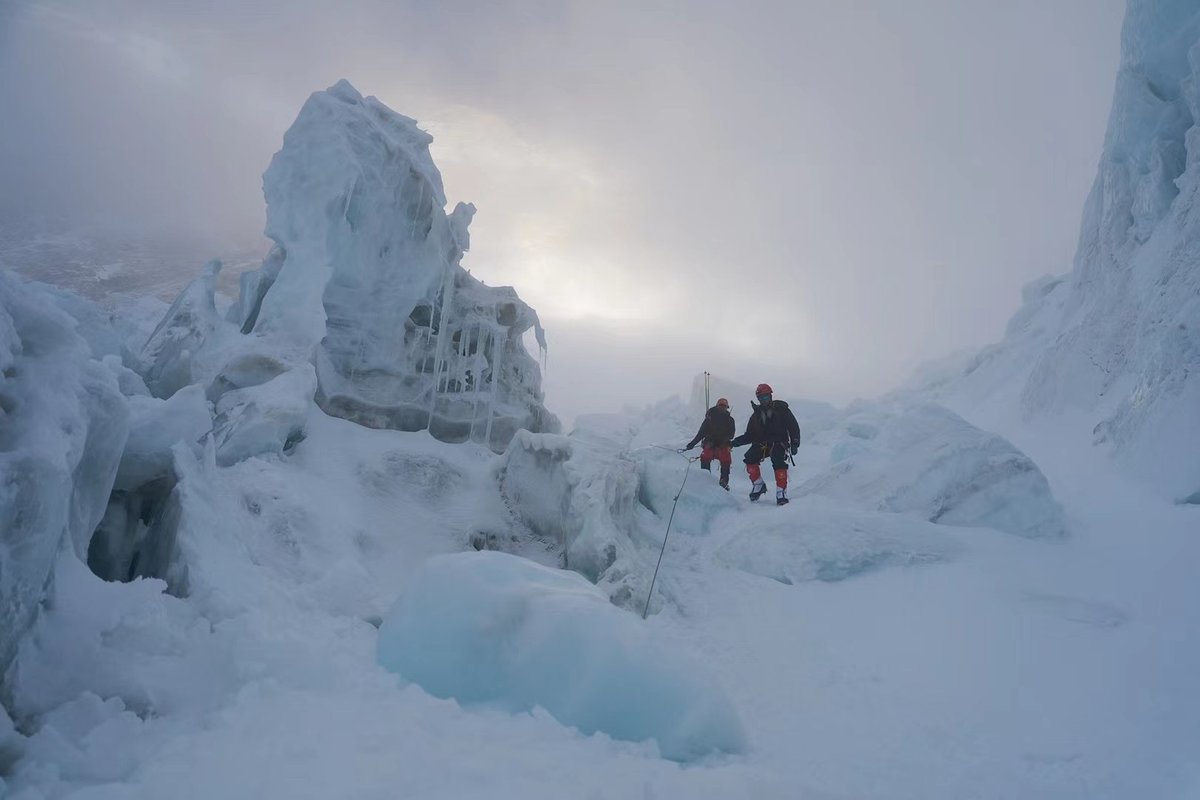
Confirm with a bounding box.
[0,0,1126,422]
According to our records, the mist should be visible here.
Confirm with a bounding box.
[0,0,1125,423]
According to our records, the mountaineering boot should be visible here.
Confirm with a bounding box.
[719,464,730,490]
[776,487,789,506]
[749,480,768,501]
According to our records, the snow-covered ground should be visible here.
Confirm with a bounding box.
[4,395,1196,799]
[3,2,1199,797]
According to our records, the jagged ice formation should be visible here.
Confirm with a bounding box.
[912,1,1200,501]
[229,80,558,449]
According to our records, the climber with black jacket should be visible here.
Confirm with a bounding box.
[730,383,801,505]
[685,397,736,489]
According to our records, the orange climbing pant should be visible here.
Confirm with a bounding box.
[700,442,732,467]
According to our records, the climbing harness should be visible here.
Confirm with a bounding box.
[641,448,698,619]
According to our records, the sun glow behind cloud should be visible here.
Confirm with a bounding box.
[418,104,681,325]
[2,0,1126,421]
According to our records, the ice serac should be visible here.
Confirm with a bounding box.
[499,400,742,609]
[211,365,315,467]
[919,2,1200,499]
[0,273,130,676]
[140,259,224,399]
[498,424,646,605]
[236,79,557,450]
[1025,0,1200,497]
[798,403,1066,539]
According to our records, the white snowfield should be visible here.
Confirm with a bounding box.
[3,347,1196,797]
[3,3,1200,794]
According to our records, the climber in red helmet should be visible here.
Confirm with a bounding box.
[730,383,801,505]
[684,397,736,489]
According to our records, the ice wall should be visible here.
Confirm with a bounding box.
[915,2,1200,500]
[0,274,130,676]
[227,80,557,450]
[1024,1,1200,495]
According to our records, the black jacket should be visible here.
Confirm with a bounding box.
[687,405,736,448]
[731,400,800,448]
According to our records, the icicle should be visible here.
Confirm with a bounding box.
[484,327,505,448]
[429,268,456,412]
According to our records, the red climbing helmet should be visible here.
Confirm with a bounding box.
[755,383,773,397]
[716,397,730,409]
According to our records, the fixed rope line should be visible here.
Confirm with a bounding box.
[641,448,698,620]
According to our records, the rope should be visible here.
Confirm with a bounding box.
[641,452,697,620]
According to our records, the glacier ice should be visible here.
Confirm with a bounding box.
[497,424,646,605]
[204,351,290,403]
[910,1,1200,499]
[494,408,735,610]
[0,273,130,674]
[140,259,225,399]
[376,551,745,761]
[87,385,212,584]
[114,384,211,491]
[496,430,574,545]
[137,79,557,455]
[797,403,1066,538]
[215,79,557,450]
[211,365,315,467]
[1023,0,1200,488]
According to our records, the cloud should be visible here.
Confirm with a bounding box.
[28,3,191,84]
[418,105,675,323]
[0,0,1127,420]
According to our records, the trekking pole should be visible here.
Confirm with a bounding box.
[642,453,697,619]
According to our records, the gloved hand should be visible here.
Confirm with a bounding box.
[790,442,799,456]
[684,443,695,451]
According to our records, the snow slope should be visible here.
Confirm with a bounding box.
[911,0,1200,501]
